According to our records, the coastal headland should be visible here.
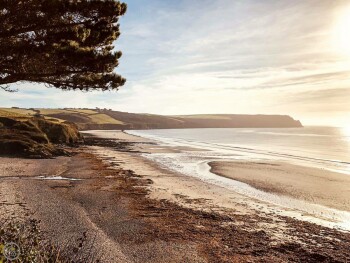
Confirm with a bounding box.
[0,107,302,130]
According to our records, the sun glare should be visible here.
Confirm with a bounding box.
[332,6,350,57]
[342,125,350,140]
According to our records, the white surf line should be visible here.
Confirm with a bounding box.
[142,151,350,231]
[127,130,350,177]
[126,131,350,230]
[152,134,349,166]
[35,176,82,181]
[199,161,350,230]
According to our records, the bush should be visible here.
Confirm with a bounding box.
[0,116,82,158]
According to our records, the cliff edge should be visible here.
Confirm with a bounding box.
[0,116,82,158]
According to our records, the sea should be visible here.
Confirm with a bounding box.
[93,127,350,230]
[127,127,350,175]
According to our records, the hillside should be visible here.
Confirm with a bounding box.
[0,108,303,130]
[0,109,82,158]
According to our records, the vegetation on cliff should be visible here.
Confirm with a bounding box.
[0,112,82,158]
[0,107,303,131]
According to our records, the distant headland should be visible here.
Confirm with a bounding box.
[0,107,303,131]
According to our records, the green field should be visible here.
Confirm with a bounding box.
[0,108,124,126]
[0,108,302,130]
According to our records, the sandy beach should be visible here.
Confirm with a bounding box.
[209,161,350,212]
[1,131,350,262]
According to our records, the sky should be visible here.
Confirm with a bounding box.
[1,0,350,126]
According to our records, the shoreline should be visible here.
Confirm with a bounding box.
[83,136,350,261]
[125,128,350,177]
[209,160,350,213]
[118,130,350,230]
[1,131,350,261]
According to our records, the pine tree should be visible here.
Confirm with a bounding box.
[0,0,127,91]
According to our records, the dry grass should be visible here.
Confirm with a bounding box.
[0,109,26,117]
[173,114,232,120]
[66,109,98,115]
[37,109,71,115]
[0,115,82,158]
[87,113,124,124]
[26,109,125,125]
[0,108,37,116]
[0,219,101,262]
[0,109,64,123]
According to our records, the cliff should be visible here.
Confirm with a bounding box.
[0,115,82,158]
[0,108,303,131]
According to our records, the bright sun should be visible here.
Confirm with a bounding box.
[332,6,350,57]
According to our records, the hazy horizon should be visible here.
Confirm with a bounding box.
[1,0,350,126]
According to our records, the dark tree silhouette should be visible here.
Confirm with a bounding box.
[0,0,127,91]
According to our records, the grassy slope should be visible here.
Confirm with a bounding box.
[0,108,123,123]
[0,110,82,158]
[0,108,303,130]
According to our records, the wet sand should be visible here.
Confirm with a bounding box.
[209,161,350,212]
[0,154,204,262]
[1,131,350,262]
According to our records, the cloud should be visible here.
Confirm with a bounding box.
[285,88,350,104]
[2,0,350,126]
